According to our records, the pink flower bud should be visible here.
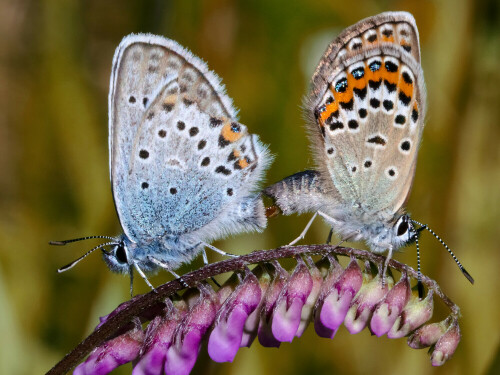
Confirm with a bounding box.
[163,286,217,375]
[240,265,272,347]
[295,259,323,337]
[258,262,289,347]
[370,273,411,337]
[74,320,144,375]
[132,300,187,375]
[344,270,393,335]
[407,319,449,349]
[271,258,313,342]
[388,290,434,339]
[314,259,363,338]
[208,269,262,362]
[431,319,461,366]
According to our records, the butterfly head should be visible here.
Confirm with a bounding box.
[392,214,418,247]
[102,235,134,274]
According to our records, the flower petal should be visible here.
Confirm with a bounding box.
[370,273,411,337]
[208,269,262,362]
[74,320,144,375]
[271,258,313,342]
[315,259,363,338]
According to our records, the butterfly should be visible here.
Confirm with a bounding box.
[52,34,271,290]
[264,12,473,290]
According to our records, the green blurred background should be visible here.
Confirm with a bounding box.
[1,0,499,374]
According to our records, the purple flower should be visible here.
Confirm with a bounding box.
[370,273,411,337]
[271,257,313,342]
[314,258,363,339]
[388,289,434,339]
[258,261,289,347]
[407,318,449,349]
[208,269,262,362]
[431,318,461,366]
[163,285,217,375]
[74,319,144,375]
[240,265,272,347]
[295,258,323,337]
[344,268,393,335]
[132,300,188,375]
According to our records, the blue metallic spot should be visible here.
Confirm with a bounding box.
[335,78,348,93]
[369,61,381,72]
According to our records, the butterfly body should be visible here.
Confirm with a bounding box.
[265,12,424,254]
[93,34,271,276]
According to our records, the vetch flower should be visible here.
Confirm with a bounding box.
[257,261,289,347]
[314,258,363,338]
[370,273,411,337]
[407,317,450,349]
[344,264,393,334]
[387,289,434,339]
[132,299,188,375]
[430,318,461,366]
[295,256,323,337]
[271,257,313,342]
[240,265,272,347]
[162,284,217,375]
[208,268,262,362]
[49,245,467,375]
[74,319,144,375]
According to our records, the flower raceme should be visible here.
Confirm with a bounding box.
[50,246,462,375]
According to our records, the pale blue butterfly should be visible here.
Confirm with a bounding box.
[264,12,473,292]
[52,34,271,290]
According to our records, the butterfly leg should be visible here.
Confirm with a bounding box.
[326,228,334,244]
[381,247,393,287]
[201,249,222,288]
[287,211,318,246]
[133,262,157,292]
[148,256,189,288]
[202,242,238,258]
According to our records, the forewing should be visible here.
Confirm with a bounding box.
[304,12,426,217]
[109,34,269,242]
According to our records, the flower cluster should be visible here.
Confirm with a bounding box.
[66,248,462,375]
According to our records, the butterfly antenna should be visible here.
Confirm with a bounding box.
[49,235,116,246]
[411,219,474,284]
[414,231,424,298]
[57,241,118,273]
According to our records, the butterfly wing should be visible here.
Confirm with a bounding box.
[305,12,426,221]
[109,34,270,243]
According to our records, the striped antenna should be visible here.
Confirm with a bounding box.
[57,241,118,273]
[411,219,474,284]
[49,235,116,246]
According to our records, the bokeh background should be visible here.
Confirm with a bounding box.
[1,0,499,374]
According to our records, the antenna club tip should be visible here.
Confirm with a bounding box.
[462,269,474,284]
[49,241,66,246]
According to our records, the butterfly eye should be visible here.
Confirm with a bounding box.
[115,244,128,264]
[397,217,409,236]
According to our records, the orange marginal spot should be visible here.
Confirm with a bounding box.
[413,102,418,111]
[333,81,353,105]
[398,75,414,98]
[221,122,243,143]
[320,101,339,123]
[381,64,398,86]
[233,150,241,158]
[382,35,395,43]
[348,68,367,91]
[238,158,249,169]
[364,61,381,82]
